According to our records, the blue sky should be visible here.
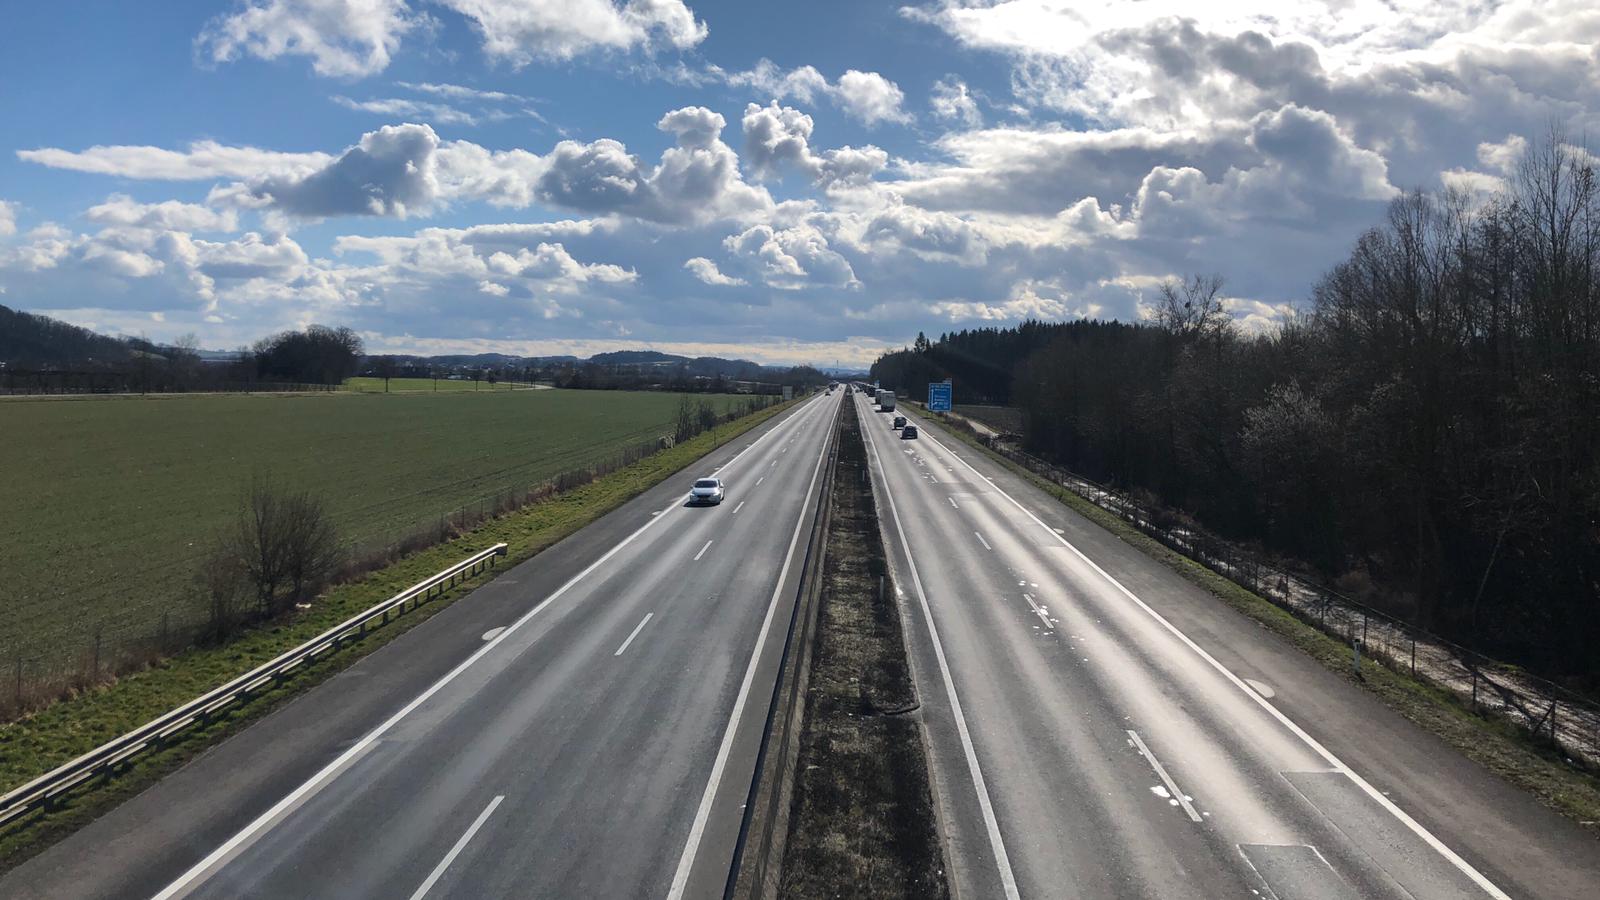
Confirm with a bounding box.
[2,1,1596,365]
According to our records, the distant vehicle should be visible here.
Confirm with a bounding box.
[892,415,906,429]
[877,390,896,412]
[688,477,725,505]
[864,386,877,398]
[901,425,918,439]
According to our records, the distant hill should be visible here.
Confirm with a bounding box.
[0,303,134,368]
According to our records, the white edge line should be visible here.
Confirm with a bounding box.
[152,392,824,900]
[1128,729,1202,823]
[860,410,1022,900]
[407,794,504,900]
[917,419,1512,900]
[665,403,834,899]
[694,540,714,561]
[614,613,654,657]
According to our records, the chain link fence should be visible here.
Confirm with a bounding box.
[935,408,1600,768]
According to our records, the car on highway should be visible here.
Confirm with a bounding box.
[688,477,726,505]
[892,415,907,429]
[901,425,918,440]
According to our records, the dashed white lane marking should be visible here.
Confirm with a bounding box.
[614,613,654,657]
[732,500,746,514]
[949,496,960,509]
[920,425,1510,900]
[694,540,714,561]
[1128,730,1202,823]
[860,412,1021,900]
[407,794,504,900]
[974,531,992,551]
[756,476,765,486]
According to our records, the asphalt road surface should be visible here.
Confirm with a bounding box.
[856,392,1600,900]
[1,390,840,900]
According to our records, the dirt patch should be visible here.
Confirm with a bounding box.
[777,400,948,899]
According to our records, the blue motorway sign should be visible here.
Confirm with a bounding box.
[928,381,953,412]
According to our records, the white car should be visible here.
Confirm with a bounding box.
[689,477,726,505]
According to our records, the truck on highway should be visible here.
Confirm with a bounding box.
[877,390,896,412]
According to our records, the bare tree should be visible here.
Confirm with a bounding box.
[215,476,343,620]
[1154,273,1231,341]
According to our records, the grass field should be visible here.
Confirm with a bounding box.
[0,389,747,679]
[342,376,544,392]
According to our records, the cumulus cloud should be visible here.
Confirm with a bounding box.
[435,0,707,66]
[534,106,770,223]
[232,123,442,218]
[740,102,888,186]
[683,256,745,286]
[716,60,911,127]
[723,221,857,290]
[197,0,418,78]
[0,201,17,238]
[198,0,707,77]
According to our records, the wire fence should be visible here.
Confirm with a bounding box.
[933,409,1600,768]
[1,395,778,719]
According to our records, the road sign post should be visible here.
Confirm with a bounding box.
[928,381,952,413]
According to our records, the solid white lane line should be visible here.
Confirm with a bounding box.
[949,496,960,509]
[732,500,746,514]
[860,416,1021,900]
[1128,730,1202,823]
[666,408,834,900]
[694,540,714,561]
[407,795,504,900]
[918,424,1512,900]
[974,531,992,551]
[614,613,654,657]
[152,393,826,900]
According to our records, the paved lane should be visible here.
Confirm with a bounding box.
[856,392,1600,900]
[2,391,840,900]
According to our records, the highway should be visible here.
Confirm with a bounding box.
[856,392,1600,900]
[0,391,841,900]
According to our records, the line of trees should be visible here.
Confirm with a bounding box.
[872,131,1600,686]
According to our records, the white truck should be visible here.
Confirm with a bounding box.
[877,390,896,412]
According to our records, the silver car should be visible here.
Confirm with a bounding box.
[689,477,726,505]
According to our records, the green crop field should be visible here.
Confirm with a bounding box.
[342,376,545,392]
[0,389,748,676]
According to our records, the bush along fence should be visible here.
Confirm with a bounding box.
[0,394,779,721]
[932,407,1600,769]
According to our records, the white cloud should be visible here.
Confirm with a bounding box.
[833,70,912,126]
[930,76,982,128]
[683,256,745,286]
[432,0,707,66]
[233,123,442,218]
[84,195,238,233]
[715,60,911,127]
[17,141,332,181]
[197,0,418,78]
[740,102,888,186]
[723,221,858,290]
[0,201,17,238]
[333,95,483,125]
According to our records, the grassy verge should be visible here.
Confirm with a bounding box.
[0,397,798,871]
[779,400,948,899]
[930,412,1600,829]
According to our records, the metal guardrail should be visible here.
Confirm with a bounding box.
[0,543,508,828]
